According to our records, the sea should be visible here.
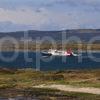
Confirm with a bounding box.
[0,51,100,71]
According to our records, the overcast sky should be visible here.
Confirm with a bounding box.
[0,0,100,32]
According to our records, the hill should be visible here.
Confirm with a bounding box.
[0,29,99,43]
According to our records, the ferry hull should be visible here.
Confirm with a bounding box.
[41,52,76,57]
[41,52,52,56]
[41,49,78,57]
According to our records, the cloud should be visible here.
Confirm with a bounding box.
[0,0,100,31]
[0,7,100,31]
[54,0,100,5]
[46,0,100,12]
[0,21,34,32]
[0,8,48,25]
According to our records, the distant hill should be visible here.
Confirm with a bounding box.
[0,29,100,43]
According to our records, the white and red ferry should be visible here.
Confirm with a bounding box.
[41,49,78,57]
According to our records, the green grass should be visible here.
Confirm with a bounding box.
[0,69,100,88]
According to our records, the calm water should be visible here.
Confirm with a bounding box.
[0,51,100,71]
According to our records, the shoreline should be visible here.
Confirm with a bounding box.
[0,43,100,51]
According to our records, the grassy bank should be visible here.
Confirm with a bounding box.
[0,68,100,99]
[0,68,100,89]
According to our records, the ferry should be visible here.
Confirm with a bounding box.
[41,49,78,57]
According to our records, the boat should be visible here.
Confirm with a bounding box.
[41,49,78,57]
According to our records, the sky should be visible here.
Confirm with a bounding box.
[0,0,100,32]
